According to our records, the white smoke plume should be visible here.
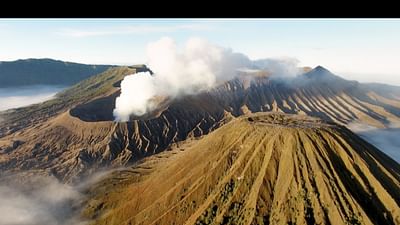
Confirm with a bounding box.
[113,37,300,121]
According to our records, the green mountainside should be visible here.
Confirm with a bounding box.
[0,58,112,87]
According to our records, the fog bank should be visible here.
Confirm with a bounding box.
[348,123,400,162]
[0,176,83,225]
[0,85,65,111]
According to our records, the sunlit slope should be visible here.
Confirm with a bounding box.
[82,113,400,225]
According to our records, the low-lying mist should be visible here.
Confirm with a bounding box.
[0,169,120,225]
[348,123,400,162]
[0,85,65,111]
[0,176,82,225]
[113,37,301,121]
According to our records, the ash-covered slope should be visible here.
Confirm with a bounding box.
[81,113,400,225]
[1,66,400,181]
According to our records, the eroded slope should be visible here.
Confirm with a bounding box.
[82,113,400,225]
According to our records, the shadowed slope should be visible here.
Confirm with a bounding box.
[81,113,400,225]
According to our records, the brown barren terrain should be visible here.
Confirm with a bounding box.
[1,66,400,182]
[81,113,400,225]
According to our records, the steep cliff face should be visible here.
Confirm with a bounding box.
[81,113,400,225]
[1,66,400,181]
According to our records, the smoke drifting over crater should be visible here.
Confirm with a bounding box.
[113,37,301,121]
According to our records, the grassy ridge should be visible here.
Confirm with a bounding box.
[0,58,112,87]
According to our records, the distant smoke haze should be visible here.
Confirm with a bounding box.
[0,86,65,112]
[113,37,301,121]
[253,58,301,78]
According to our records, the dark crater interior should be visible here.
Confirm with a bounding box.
[70,92,119,122]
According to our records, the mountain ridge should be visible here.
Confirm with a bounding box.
[1,65,400,182]
[0,58,113,87]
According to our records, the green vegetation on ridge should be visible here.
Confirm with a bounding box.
[0,58,112,87]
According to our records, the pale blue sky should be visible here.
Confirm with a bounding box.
[1,19,400,85]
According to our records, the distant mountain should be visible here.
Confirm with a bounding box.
[0,58,112,87]
[82,113,400,225]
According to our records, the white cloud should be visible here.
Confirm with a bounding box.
[57,24,214,38]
